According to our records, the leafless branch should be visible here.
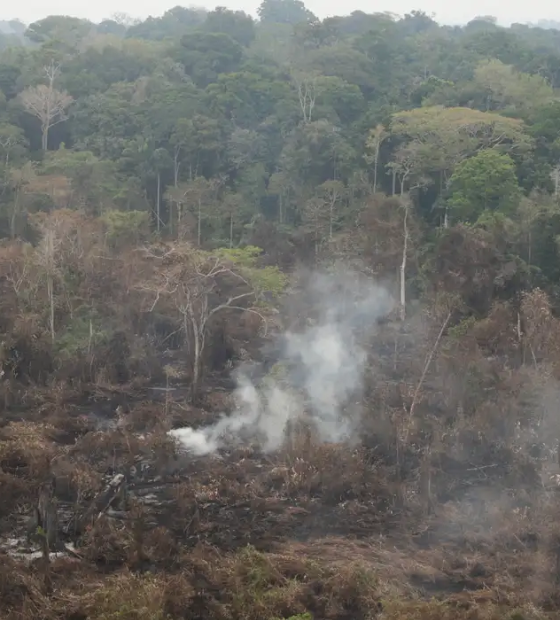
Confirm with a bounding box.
[148,291,160,312]
[228,306,269,336]
[404,310,453,441]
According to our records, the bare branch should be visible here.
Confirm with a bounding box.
[404,310,453,442]
[19,83,73,151]
[207,291,256,321]
[228,306,269,336]
[148,291,160,312]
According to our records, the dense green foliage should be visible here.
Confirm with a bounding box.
[447,150,521,222]
[2,4,560,307]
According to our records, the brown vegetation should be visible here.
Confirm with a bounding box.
[6,7,560,617]
[1,207,560,620]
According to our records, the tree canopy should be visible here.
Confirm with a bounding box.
[0,3,559,358]
[3,6,560,619]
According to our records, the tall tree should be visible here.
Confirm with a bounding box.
[137,243,280,401]
[203,7,256,47]
[257,0,316,25]
[389,105,531,223]
[365,123,388,194]
[175,31,243,87]
[19,62,73,151]
[388,142,429,320]
[446,149,522,223]
[472,58,556,114]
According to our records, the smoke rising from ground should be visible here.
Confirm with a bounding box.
[169,270,394,455]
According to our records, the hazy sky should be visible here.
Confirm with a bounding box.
[1,0,557,28]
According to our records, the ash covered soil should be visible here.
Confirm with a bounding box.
[1,385,560,620]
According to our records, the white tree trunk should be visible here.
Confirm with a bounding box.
[400,203,408,322]
[373,145,379,194]
[47,274,55,343]
[173,148,180,187]
[156,172,161,232]
[10,188,19,238]
[190,316,203,403]
[197,199,202,247]
[41,125,49,152]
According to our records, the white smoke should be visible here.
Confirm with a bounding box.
[169,270,394,455]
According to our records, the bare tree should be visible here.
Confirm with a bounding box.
[19,62,73,151]
[268,171,294,225]
[388,143,429,321]
[164,177,224,247]
[302,196,326,257]
[35,225,61,343]
[302,179,345,255]
[138,244,265,402]
[319,179,345,241]
[164,184,189,241]
[221,191,244,249]
[30,209,95,343]
[365,124,388,194]
[291,70,317,124]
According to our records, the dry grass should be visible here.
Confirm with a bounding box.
[80,571,173,620]
[0,544,557,620]
[2,399,560,620]
[0,421,58,479]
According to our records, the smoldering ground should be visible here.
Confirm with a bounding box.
[169,268,394,455]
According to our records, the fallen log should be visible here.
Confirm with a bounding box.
[65,474,127,537]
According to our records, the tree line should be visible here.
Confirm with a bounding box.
[1,2,560,387]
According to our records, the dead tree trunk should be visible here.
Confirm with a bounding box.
[67,473,127,538]
[419,449,433,516]
[28,478,58,593]
[31,478,58,551]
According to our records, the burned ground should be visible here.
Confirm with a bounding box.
[0,227,559,619]
[1,381,560,620]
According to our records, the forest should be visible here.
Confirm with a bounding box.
[3,1,560,618]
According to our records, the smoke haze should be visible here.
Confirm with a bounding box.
[169,269,394,455]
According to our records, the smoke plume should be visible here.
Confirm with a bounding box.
[169,269,394,455]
